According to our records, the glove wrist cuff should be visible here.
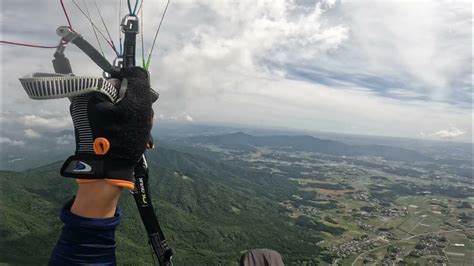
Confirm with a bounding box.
[60,154,135,182]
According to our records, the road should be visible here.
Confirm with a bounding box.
[405,217,426,237]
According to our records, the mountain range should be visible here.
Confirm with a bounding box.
[182,132,431,162]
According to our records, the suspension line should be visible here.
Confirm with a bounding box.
[144,0,170,70]
[82,0,105,57]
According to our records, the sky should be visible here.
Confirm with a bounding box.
[0,0,472,143]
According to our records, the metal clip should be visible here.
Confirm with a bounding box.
[121,15,140,34]
[56,26,79,43]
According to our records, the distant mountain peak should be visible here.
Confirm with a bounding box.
[229,131,251,137]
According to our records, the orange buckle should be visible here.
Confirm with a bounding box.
[93,137,110,155]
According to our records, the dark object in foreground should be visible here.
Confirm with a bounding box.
[240,249,284,266]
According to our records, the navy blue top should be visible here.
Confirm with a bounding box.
[49,199,122,266]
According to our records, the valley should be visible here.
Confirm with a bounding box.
[1,130,472,265]
[170,132,473,265]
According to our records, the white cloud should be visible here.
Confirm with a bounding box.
[8,158,24,163]
[0,137,25,147]
[24,128,42,138]
[0,0,472,143]
[156,113,195,122]
[157,0,348,101]
[333,1,471,102]
[184,114,194,122]
[56,134,75,145]
[433,127,466,139]
[19,115,71,130]
[180,77,472,141]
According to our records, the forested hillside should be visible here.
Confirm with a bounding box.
[0,146,324,265]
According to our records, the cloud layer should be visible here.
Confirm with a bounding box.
[1,0,472,142]
[433,127,466,139]
[0,137,25,147]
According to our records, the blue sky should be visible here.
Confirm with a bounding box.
[0,0,472,143]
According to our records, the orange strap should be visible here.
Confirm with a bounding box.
[105,179,135,190]
[76,179,135,190]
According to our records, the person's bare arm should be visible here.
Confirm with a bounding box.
[71,181,123,218]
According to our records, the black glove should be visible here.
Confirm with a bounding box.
[60,67,156,189]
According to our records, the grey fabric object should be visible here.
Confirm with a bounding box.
[240,249,284,266]
[19,73,118,102]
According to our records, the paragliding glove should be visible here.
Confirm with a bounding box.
[60,67,156,189]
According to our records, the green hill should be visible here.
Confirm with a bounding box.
[0,146,325,265]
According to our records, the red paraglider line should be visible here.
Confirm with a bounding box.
[0,40,60,49]
[60,0,74,30]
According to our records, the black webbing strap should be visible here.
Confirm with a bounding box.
[71,36,119,76]
[122,16,139,67]
[132,157,173,266]
[56,26,120,77]
[53,45,73,74]
[121,14,174,265]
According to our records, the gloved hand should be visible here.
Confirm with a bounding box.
[60,67,157,189]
